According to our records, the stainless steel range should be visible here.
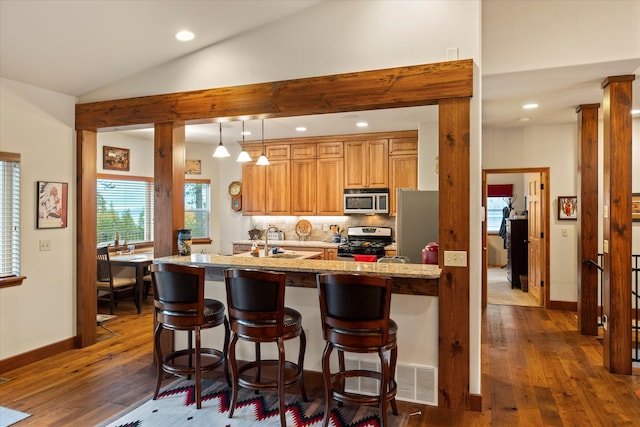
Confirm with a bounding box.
[336,226,393,261]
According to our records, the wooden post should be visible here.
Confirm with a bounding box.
[576,104,600,336]
[438,97,471,409]
[601,75,634,374]
[76,129,98,347]
[153,122,186,257]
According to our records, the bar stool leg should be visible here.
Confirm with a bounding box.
[390,345,399,415]
[297,329,308,401]
[277,337,286,427]
[321,342,333,427]
[222,317,231,386]
[378,348,388,427]
[195,326,202,409]
[153,322,164,400]
[228,332,240,419]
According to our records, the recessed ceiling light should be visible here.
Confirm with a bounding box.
[518,117,530,122]
[175,31,195,41]
[295,127,307,132]
[356,121,368,128]
[632,109,640,115]
[523,103,538,110]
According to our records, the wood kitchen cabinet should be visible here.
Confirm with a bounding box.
[291,144,316,215]
[264,145,290,215]
[242,147,267,215]
[316,142,344,215]
[344,139,388,188]
[389,137,418,216]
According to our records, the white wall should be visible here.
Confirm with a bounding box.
[0,78,76,359]
[484,119,640,303]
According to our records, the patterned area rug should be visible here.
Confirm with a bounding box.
[100,378,409,427]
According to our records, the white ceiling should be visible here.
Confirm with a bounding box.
[1,0,638,143]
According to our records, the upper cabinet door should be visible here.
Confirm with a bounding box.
[291,158,316,215]
[344,140,388,188]
[242,147,267,216]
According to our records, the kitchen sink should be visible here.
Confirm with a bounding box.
[269,253,302,259]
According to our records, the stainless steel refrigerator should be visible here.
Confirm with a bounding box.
[395,189,438,263]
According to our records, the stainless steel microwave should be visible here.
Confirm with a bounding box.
[343,189,389,215]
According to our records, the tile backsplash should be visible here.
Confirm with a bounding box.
[248,215,395,242]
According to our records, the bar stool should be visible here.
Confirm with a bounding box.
[316,273,398,427]
[224,268,307,427]
[149,263,230,409]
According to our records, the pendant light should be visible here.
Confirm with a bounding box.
[212,122,230,158]
[256,119,270,166]
[236,121,252,163]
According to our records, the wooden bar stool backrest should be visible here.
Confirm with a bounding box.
[224,269,286,339]
[150,263,207,329]
[317,273,394,349]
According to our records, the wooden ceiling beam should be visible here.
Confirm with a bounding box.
[75,60,473,130]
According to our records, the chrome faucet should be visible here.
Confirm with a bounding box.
[264,225,279,256]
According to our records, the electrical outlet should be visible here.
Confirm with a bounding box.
[39,239,51,251]
[322,224,329,231]
[444,250,467,267]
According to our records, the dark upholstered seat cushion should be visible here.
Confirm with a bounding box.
[283,307,302,328]
[203,298,226,322]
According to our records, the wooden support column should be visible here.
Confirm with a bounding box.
[576,103,600,336]
[76,129,98,347]
[601,75,634,374]
[438,97,470,409]
[153,122,186,257]
[153,122,185,356]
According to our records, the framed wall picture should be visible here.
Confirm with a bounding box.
[103,146,130,171]
[633,193,640,222]
[37,181,68,228]
[185,159,201,174]
[558,196,578,220]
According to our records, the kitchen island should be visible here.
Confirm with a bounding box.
[153,254,441,404]
[154,253,440,296]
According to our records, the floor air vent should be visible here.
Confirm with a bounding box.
[343,358,437,406]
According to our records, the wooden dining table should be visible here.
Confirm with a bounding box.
[109,252,154,314]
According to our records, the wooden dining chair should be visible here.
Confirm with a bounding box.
[96,246,137,314]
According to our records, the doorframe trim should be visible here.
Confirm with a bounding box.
[482,168,551,309]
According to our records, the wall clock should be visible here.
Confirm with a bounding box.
[228,181,242,211]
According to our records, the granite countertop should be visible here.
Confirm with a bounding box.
[155,254,441,280]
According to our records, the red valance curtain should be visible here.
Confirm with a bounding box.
[488,184,513,198]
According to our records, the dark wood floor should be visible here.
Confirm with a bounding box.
[1,298,639,426]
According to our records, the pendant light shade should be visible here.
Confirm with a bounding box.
[212,123,230,158]
[236,121,252,163]
[256,119,270,166]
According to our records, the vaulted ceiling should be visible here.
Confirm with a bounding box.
[1,0,638,141]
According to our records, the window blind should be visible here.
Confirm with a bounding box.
[97,177,154,245]
[0,153,21,276]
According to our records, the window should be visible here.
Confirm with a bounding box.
[487,197,511,233]
[97,176,154,245]
[97,176,211,245]
[487,184,513,234]
[0,152,21,277]
[185,180,211,239]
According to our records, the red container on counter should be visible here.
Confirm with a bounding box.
[422,242,439,265]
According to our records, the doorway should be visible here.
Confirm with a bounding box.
[482,168,550,309]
